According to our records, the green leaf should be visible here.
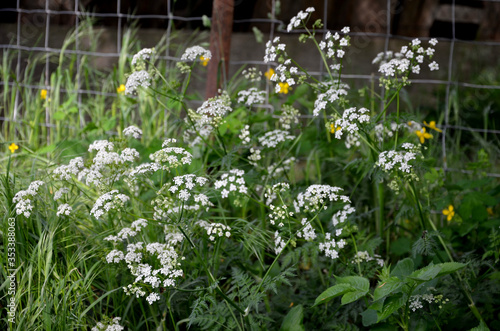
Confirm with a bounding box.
[37,144,56,154]
[436,262,466,277]
[341,290,368,305]
[377,293,406,322]
[53,111,66,120]
[469,320,490,331]
[102,118,116,131]
[373,277,403,301]
[280,304,305,331]
[407,264,441,282]
[391,258,414,279]
[361,309,378,327]
[335,276,370,292]
[313,284,355,306]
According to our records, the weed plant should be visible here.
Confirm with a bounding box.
[1,7,500,331]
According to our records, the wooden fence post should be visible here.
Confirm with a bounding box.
[205,0,234,99]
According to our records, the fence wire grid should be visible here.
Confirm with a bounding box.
[1,0,500,178]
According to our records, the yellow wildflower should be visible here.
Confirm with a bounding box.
[264,68,275,80]
[416,127,432,144]
[278,82,289,94]
[330,123,341,134]
[40,89,47,100]
[200,56,209,66]
[424,120,442,132]
[487,207,493,216]
[9,143,19,153]
[117,84,126,94]
[442,205,455,221]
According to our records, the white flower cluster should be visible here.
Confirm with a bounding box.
[164,174,209,202]
[80,141,139,187]
[164,225,184,246]
[52,157,85,181]
[248,147,262,166]
[319,232,347,259]
[131,48,153,66]
[332,204,355,227]
[91,317,124,331]
[258,129,295,148]
[376,143,418,173]
[294,184,350,214]
[264,36,284,63]
[269,204,292,227]
[214,169,248,198]
[195,92,232,128]
[263,182,290,205]
[53,187,69,200]
[313,82,349,116]
[123,125,142,139]
[197,220,231,241]
[56,203,72,217]
[104,218,148,243]
[90,190,130,219]
[374,38,439,89]
[237,88,266,106]
[318,27,351,60]
[13,180,44,218]
[125,70,151,95]
[287,7,315,32]
[239,125,251,144]
[274,231,287,255]
[374,122,403,142]
[265,157,296,179]
[149,139,192,170]
[271,59,298,89]
[333,107,370,140]
[278,105,300,130]
[242,67,262,82]
[352,251,384,267]
[409,292,449,312]
[296,218,317,241]
[107,240,184,303]
[181,46,211,62]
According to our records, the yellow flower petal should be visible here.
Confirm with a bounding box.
[9,143,19,153]
[116,84,126,94]
[40,89,47,100]
[264,68,275,80]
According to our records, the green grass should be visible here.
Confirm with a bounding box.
[1,11,500,331]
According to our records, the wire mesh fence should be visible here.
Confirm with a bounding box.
[0,0,499,177]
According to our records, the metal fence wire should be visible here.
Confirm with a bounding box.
[0,0,499,178]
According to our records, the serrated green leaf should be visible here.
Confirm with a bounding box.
[313,284,355,306]
[335,276,370,292]
[280,304,305,331]
[373,277,403,301]
[436,262,466,277]
[377,293,406,322]
[407,264,441,282]
[391,258,414,279]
